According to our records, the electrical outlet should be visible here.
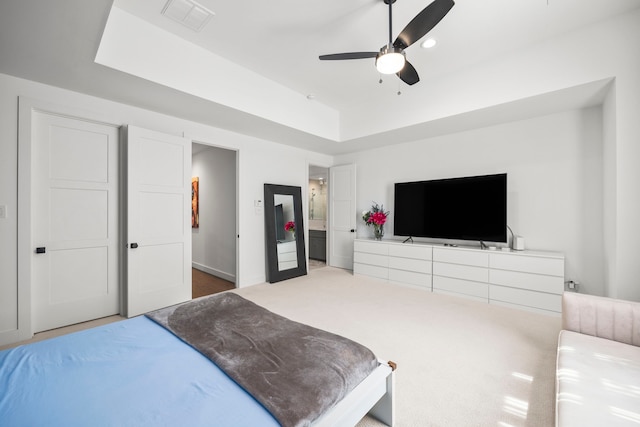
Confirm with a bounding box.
[0,205,7,219]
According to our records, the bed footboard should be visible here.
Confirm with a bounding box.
[368,361,395,426]
[314,360,395,427]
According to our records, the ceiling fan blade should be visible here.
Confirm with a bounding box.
[397,60,420,85]
[319,52,378,60]
[393,0,455,50]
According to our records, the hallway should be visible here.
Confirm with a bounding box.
[192,268,235,299]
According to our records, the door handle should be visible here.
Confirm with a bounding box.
[130,243,139,249]
[35,247,46,254]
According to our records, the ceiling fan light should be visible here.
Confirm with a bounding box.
[421,38,437,49]
[376,45,405,74]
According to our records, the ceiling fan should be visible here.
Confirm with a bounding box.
[319,0,455,86]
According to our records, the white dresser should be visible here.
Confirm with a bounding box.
[488,250,564,313]
[354,238,564,315]
[276,240,297,271]
[354,239,432,290]
[432,246,489,302]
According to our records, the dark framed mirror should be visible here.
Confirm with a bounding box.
[264,184,307,283]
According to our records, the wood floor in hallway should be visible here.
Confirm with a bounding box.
[192,268,235,298]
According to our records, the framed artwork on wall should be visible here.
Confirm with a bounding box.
[192,177,199,228]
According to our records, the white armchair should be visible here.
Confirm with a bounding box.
[556,292,640,426]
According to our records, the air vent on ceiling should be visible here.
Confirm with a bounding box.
[161,0,214,32]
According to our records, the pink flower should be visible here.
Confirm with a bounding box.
[370,211,387,226]
[284,221,295,232]
[362,203,389,227]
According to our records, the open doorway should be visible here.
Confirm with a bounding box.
[191,143,237,298]
[308,165,329,270]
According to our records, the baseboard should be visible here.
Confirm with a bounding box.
[192,262,235,284]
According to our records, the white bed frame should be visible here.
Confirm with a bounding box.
[314,360,395,426]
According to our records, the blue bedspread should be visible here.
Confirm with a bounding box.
[0,316,280,427]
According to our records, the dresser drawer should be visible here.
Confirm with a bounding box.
[489,252,564,276]
[278,251,297,263]
[433,262,488,283]
[278,260,297,270]
[354,263,388,280]
[354,251,388,267]
[433,276,488,300]
[276,241,296,255]
[489,285,562,312]
[489,269,564,295]
[388,244,432,260]
[388,257,431,274]
[433,247,489,267]
[354,240,388,255]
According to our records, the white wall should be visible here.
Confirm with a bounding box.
[191,144,237,283]
[0,72,333,344]
[0,77,19,336]
[336,108,605,296]
[336,9,640,302]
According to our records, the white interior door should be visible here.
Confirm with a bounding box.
[32,112,120,332]
[125,126,191,317]
[329,164,356,270]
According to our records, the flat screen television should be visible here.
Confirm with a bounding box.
[394,173,507,243]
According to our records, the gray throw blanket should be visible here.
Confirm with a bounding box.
[146,293,378,427]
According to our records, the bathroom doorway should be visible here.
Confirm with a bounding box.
[308,165,328,270]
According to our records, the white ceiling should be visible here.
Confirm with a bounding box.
[115,0,639,110]
[1,0,639,154]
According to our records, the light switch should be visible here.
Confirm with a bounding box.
[254,199,263,208]
[0,205,6,219]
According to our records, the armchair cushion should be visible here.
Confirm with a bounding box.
[556,329,640,426]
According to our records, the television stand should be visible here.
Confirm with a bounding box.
[353,238,565,315]
[402,236,414,244]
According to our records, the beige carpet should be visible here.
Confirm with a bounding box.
[233,267,561,427]
[2,267,561,426]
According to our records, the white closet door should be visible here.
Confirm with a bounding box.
[125,126,191,317]
[329,164,356,270]
[32,112,120,332]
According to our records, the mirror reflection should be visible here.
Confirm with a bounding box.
[274,194,297,271]
[309,179,327,221]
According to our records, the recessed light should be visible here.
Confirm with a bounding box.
[306,94,316,100]
[421,38,437,49]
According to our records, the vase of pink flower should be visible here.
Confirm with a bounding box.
[362,202,389,240]
[285,220,296,239]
